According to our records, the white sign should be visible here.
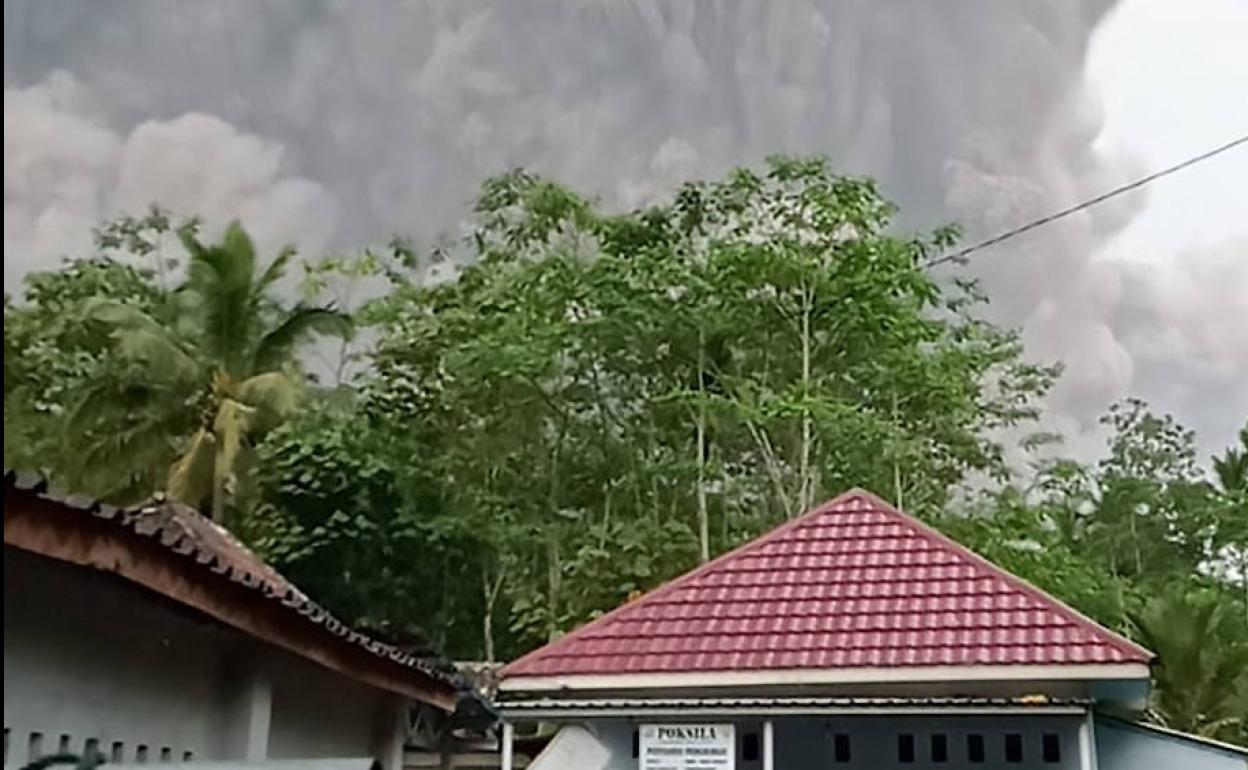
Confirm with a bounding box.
[639,723,735,770]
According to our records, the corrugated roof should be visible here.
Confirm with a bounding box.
[503,490,1152,680]
[1097,716,1248,758]
[4,469,463,690]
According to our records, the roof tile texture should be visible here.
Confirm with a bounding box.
[504,491,1151,678]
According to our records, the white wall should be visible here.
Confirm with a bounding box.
[3,547,406,768]
[4,548,227,765]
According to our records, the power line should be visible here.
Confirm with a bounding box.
[924,132,1248,269]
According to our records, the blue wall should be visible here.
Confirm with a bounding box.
[1096,717,1246,770]
[526,714,1088,770]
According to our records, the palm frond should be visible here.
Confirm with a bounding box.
[252,305,353,374]
[81,298,202,387]
[256,244,297,296]
[235,371,299,431]
[1213,448,1248,494]
[183,221,261,375]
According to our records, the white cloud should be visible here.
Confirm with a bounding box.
[5,72,336,289]
[4,71,120,286]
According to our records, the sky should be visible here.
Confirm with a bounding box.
[1083,0,1248,458]
[1089,0,1248,266]
[4,0,1246,463]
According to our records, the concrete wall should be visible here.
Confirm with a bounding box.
[268,654,392,760]
[532,714,1087,770]
[3,547,405,769]
[1095,718,1246,770]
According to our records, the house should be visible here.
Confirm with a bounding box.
[495,490,1248,770]
[3,470,485,770]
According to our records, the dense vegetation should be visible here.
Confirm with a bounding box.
[5,158,1245,743]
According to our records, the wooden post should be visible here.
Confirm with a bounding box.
[501,721,515,770]
[762,720,774,770]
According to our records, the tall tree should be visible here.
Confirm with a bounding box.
[5,256,167,497]
[1211,425,1248,621]
[356,157,1055,653]
[71,221,351,517]
[1214,427,1248,495]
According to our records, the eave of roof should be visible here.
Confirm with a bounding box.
[4,470,463,709]
[499,662,1152,695]
[500,695,1092,719]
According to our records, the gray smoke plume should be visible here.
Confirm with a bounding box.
[5,0,1245,459]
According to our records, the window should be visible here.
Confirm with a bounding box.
[931,733,948,763]
[742,732,760,761]
[182,750,194,762]
[58,735,71,754]
[1005,733,1023,763]
[833,733,851,763]
[632,730,639,758]
[111,741,125,763]
[967,734,986,763]
[136,745,149,763]
[1042,733,1061,763]
[160,747,173,761]
[28,733,43,761]
[898,734,916,763]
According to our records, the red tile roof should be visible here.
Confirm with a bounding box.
[503,490,1151,680]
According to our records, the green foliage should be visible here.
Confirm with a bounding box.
[249,398,485,655]
[1130,588,1248,741]
[935,488,1140,629]
[947,409,1248,742]
[5,257,171,497]
[344,156,1054,656]
[5,214,350,514]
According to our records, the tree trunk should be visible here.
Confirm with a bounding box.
[798,284,814,516]
[546,535,561,642]
[697,327,710,563]
[211,449,227,523]
[893,393,904,510]
[483,574,495,665]
[482,569,505,664]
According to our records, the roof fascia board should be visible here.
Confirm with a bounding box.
[500,663,1151,693]
[500,703,1088,719]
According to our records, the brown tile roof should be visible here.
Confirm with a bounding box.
[5,469,463,697]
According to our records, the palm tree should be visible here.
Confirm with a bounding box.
[73,221,350,520]
[1213,427,1248,495]
[1130,589,1248,741]
[1212,425,1248,623]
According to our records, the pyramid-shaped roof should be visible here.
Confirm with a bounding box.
[502,490,1151,687]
